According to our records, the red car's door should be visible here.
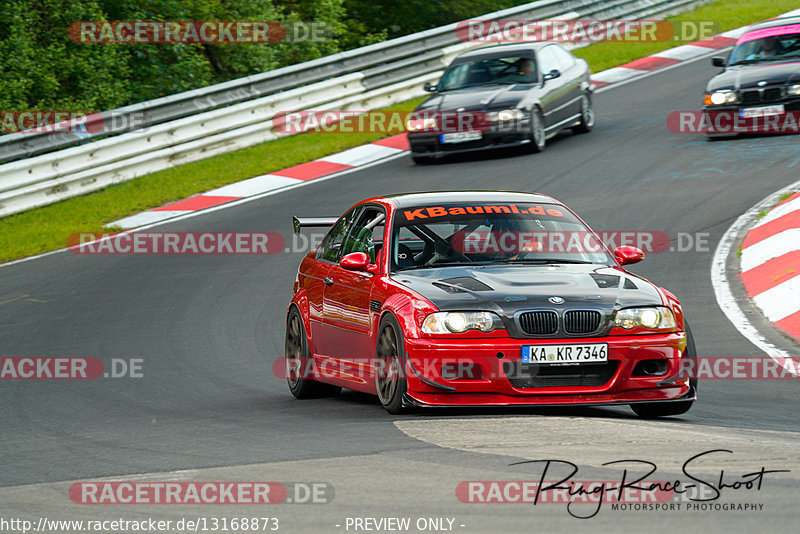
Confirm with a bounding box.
[321,205,386,386]
[308,207,360,359]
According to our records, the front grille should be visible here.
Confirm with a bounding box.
[741,90,761,104]
[518,311,558,335]
[740,88,784,104]
[564,310,602,334]
[505,361,619,388]
[763,87,782,102]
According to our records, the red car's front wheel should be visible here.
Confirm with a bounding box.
[375,315,408,414]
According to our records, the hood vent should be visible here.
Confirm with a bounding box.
[590,274,620,289]
[438,276,493,292]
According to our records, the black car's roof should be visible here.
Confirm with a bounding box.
[743,15,800,33]
[376,191,560,208]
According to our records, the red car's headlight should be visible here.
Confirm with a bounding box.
[421,311,503,334]
[613,307,677,331]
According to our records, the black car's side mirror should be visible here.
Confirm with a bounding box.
[423,82,438,92]
[711,57,726,67]
[543,69,561,82]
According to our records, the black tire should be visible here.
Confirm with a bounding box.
[411,154,435,165]
[285,308,341,399]
[526,106,546,153]
[374,315,408,414]
[571,92,595,134]
[630,322,697,418]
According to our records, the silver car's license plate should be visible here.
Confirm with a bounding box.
[521,343,608,364]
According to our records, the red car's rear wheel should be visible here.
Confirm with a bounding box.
[286,308,341,399]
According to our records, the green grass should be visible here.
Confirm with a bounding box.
[2,0,798,264]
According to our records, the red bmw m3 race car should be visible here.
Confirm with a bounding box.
[284,191,696,416]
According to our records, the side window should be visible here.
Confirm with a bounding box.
[538,46,559,76]
[551,45,575,69]
[318,207,360,262]
[340,206,386,263]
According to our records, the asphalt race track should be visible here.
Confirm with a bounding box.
[2,54,799,532]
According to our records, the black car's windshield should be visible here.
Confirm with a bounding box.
[437,56,537,91]
[728,29,800,65]
[390,202,613,271]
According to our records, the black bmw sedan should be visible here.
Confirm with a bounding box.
[407,42,595,163]
[704,16,800,137]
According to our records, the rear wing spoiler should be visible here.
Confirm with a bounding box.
[293,216,338,235]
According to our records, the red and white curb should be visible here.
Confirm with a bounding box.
[740,192,800,342]
[589,31,745,88]
[108,135,409,228]
[108,9,800,230]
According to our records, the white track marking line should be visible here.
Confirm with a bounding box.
[203,174,302,198]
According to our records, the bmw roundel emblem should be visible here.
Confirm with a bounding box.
[548,296,565,304]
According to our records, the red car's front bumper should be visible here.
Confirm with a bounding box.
[402,332,693,407]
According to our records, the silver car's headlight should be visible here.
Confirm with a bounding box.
[614,307,677,330]
[787,84,800,96]
[488,109,526,122]
[706,90,738,105]
[422,311,504,333]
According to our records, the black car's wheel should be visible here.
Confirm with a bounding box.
[375,315,408,414]
[527,106,546,153]
[411,154,435,165]
[572,92,595,134]
[630,322,697,418]
[286,308,341,399]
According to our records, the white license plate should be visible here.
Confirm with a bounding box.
[521,343,608,365]
[739,105,785,118]
[440,131,482,143]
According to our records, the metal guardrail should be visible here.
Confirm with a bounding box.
[0,0,705,218]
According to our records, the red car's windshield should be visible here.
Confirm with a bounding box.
[391,202,613,270]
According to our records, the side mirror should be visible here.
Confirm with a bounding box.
[711,56,726,67]
[424,82,438,92]
[543,69,561,81]
[339,252,378,273]
[614,246,645,266]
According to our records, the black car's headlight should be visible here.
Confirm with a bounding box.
[422,311,503,333]
[704,90,738,105]
[614,307,677,330]
[788,84,800,96]
[405,117,437,131]
[488,109,526,122]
